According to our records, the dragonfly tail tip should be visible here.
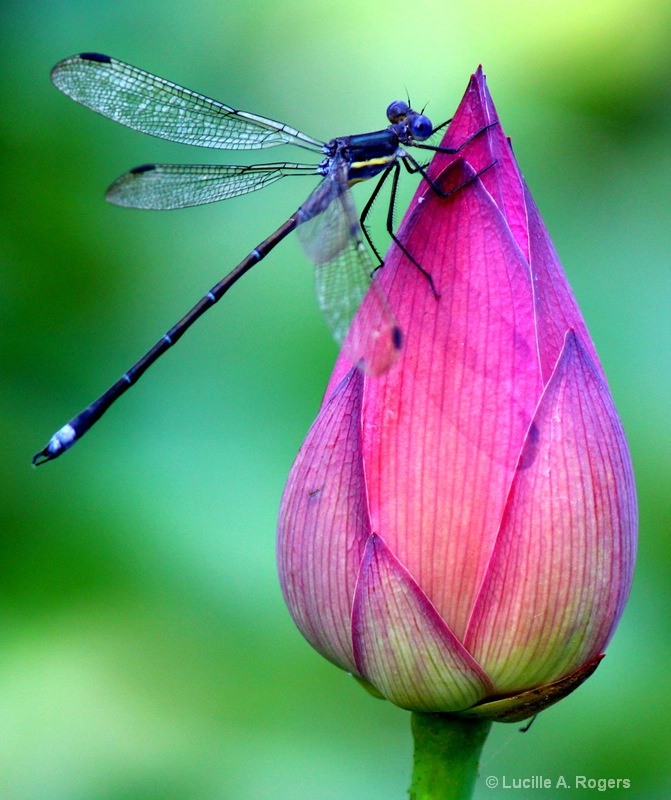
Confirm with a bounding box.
[32,423,78,466]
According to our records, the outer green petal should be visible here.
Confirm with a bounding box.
[352,534,493,711]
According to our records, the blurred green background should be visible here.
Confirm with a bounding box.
[2,0,670,797]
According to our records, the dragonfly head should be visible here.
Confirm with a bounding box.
[386,100,433,143]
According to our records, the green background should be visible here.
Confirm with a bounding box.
[2,1,669,797]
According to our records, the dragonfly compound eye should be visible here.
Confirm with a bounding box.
[409,113,433,142]
[386,100,410,123]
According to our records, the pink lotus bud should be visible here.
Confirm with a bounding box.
[277,69,637,719]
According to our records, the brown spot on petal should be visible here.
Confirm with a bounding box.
[517,421,540,470]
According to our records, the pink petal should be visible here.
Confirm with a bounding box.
[277,368,368,673]
[524,187,605,384]
[352,534,492,711]
[437,69,605,386]
[465,331,637,692]
[422,67,531,261]
[360,160,543,638]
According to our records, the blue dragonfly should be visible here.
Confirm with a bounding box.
[34,52,479,464]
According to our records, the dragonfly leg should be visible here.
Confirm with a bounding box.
[386,160,440,298]
[404,152,498,200]
[358,165,395,270]
[357,161,438,297]
[414,121,499,158]
[406,121,500,201]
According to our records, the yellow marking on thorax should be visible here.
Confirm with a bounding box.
[347,154,397,186]
[350,155,396,171]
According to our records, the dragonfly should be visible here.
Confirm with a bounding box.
[34,52,481,466]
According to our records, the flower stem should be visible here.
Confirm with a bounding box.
[409,713,492,800]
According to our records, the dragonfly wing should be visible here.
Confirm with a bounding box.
[51,53,324,152]
[296,168,401,375]
[105,162,317,209]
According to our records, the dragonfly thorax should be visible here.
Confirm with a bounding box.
[321,131,400,185]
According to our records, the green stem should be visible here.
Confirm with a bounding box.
[409,712,492,800]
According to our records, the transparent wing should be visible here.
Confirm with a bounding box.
[296,163,401,374]
[105,162,318,209]
[51,53,325,152]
